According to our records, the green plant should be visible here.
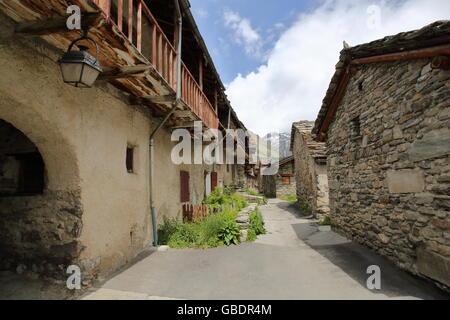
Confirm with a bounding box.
[280,194,297,202]
[158,217,180,245]
[246,228,257,242]
[167,223,199,248]
[249,209,266,235]
[319,215,332,226]
[299,202,313,216]
[243,188,260,196]
[218,220,241,245]
[204,187,248,212]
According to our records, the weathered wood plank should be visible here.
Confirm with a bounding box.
[15,12,104,36]
[97,64,152,80]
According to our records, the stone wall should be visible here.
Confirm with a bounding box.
[276,161,296,196]
[292,129,329,217]
[0,15,244,281]
[327,57,450,287]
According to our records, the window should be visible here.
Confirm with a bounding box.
[282,176,291,185]
[350,116,362,143]
[126,146,134,173]
[180,170,190,203]
[211,172,218,191]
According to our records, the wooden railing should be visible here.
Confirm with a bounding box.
[93,0,219,129]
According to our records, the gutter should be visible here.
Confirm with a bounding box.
[149,0,183,247]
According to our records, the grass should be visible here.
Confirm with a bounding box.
[158,187,247,249]
[299,202,313,216]
[280,194,297,202]
[247,209,266,242]
[242,188,260,197]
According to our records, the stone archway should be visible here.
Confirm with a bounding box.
[0,94,83,279]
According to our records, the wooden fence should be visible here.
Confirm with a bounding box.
[182,202,237,222]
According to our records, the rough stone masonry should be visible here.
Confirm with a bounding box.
[313,22,450,289]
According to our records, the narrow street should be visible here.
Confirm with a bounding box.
[82,200,448,300]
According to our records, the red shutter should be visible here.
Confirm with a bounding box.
[211,172,218,191]
[180,171,190,203]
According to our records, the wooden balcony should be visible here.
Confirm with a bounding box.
[93,0,219,129]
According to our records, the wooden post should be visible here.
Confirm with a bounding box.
[128,0,133,43]
[199,57,204,91]
[117,0,123,31]
[214,88,218,114]
[137,0,142,52]
[152,24,157,65]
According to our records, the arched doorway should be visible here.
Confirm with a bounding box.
[0,118,82,279]
[0,119,45,196]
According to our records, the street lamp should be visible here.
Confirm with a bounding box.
[58,28,102,88]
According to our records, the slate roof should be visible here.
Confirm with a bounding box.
[312,20,450,136]
[291,121,327,159]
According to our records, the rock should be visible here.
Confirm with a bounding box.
[378,234,390,244]
[407,128,450,162]
[417,247,450,287]
[16,264,26,274]
[239,230,248,243]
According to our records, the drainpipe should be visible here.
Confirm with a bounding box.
[149,0,183,247]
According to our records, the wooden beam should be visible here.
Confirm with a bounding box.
[173,110,195,118]
[15,12,104,37]
[317,66,352,142]
[172,121,197,129]
[97,65,152,80]
[129,94,176,105]
[350,44,450,65]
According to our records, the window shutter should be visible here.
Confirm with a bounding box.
[180,171,190,203]
[211,172,218,190]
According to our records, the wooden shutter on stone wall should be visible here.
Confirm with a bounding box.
[180,170,190,203]
[211,172,218,191]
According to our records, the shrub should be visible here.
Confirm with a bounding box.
[319,215,332,226]
[280,194,297,202]
[249,209,266,236]
[158,217,180,245]
[204,187,248,212]
[158,208,242,249]
[168,223,199,248]
[299,202,313,216]
[218,220,241,245]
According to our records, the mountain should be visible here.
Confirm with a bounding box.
[263,131,292,160]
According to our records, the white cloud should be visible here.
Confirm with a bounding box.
[223,9,262,57]
[226,0,450,136]
[195,8,208,18]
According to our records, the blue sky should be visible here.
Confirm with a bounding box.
[189,0,450,136]
[190,0,316,84]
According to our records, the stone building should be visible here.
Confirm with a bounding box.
[0,0,252,283]
[290,121,329,217]
[276,156,296,197]
[312,21,450,288]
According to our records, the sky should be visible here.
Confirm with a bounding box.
[189,0,450,136]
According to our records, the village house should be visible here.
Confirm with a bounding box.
[312,21,450,288]
[0,0,253,283]
[276,156,296,197]
[290,121,329,218]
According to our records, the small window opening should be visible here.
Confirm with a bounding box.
[350,116,362,142]
[358,81,364,91]
[282,176,291,185]
[126,146,134,173]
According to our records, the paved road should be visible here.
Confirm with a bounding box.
[82,200,448,300]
